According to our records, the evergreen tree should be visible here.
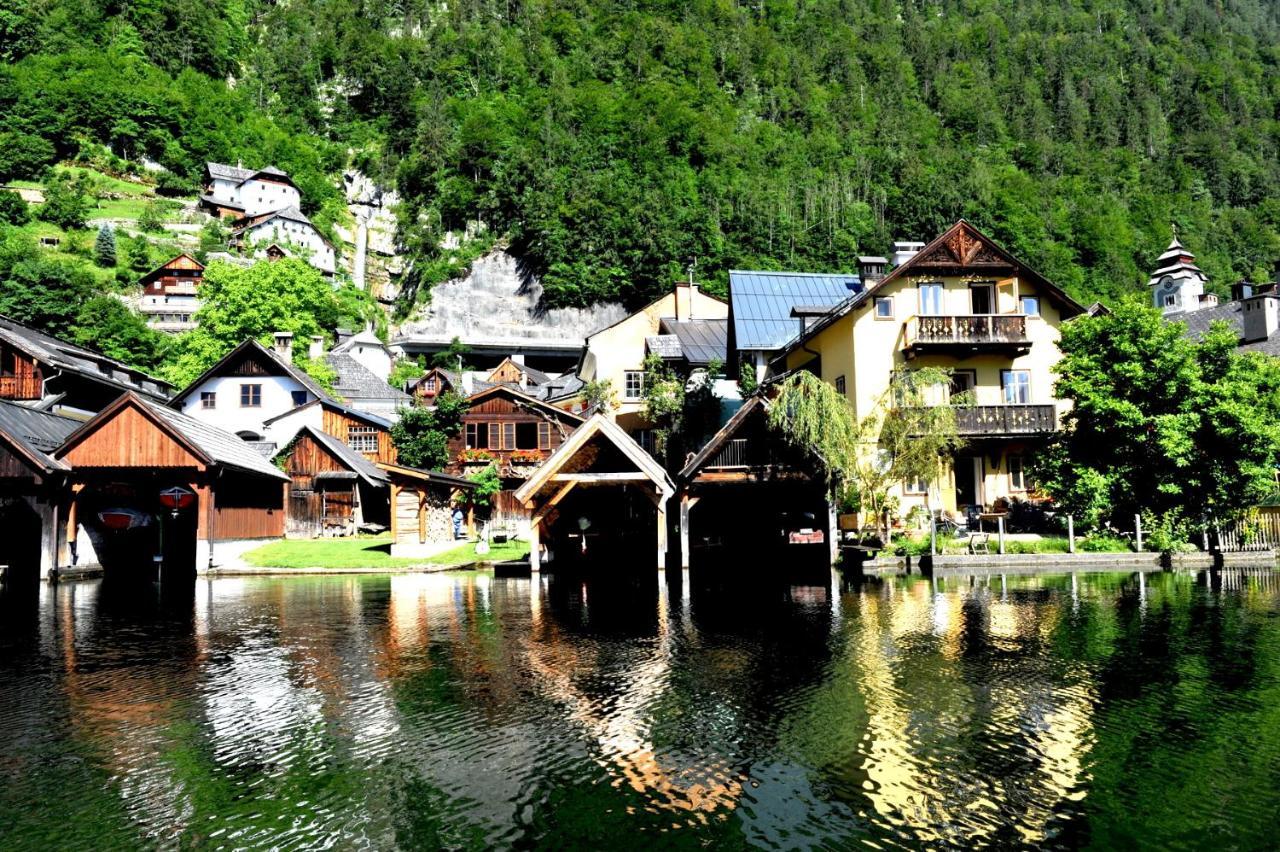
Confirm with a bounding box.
[93,224,116,267]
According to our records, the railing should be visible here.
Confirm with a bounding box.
[0,375,42,400]
[952,404,1057,435]
[906,314,1028,347]
[709,438,750,468]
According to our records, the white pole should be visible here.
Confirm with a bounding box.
[997,515,1005,554]
[1135,514,1143,552]
[1067,514,1076,553]
[930,510,937,557]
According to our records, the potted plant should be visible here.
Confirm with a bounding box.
[837,483,861,532]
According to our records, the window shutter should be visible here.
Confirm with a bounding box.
[503,422,516,450]
[488,422,500,449]
[538,421,550,449]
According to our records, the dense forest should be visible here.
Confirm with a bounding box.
[3,0,1280,312]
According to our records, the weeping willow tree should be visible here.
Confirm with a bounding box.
[767,367,968,544]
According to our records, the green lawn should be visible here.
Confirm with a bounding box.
[242,536,530,570]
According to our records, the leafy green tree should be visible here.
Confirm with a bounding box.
[430,336,470,370]
[70,295,168,371]
[1035,301,1280,534]
[136,202,164,233]
[390,391,466,469]
[163,258,362,386]
[641,354,722,466]
[581,378,617,414]
[0,132,55,181]
[36,172,89,230]
[0,191,29,226]
[0,226,94,335]
[93,224,116,267]
[124,234,154,273]
[466,464,503,518]
[388,356,427,391]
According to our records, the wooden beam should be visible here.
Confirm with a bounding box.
[531,480,576,527]
[679,493,691,570]
[418,491,427,544]
[550,472,653,483]
[656,500,667,570]
[389,483,400,542]
[529,519,541,572]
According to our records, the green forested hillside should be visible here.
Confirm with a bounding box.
[4,0,1280,312]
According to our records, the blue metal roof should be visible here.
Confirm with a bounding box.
[728,271,862,351]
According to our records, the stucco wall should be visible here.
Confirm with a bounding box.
[181,375,316,439]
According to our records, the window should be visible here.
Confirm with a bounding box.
[538,421,551,450]
[291,390,307,406]
[515,422,539,450]
[487,422,500,449]
[874,297,894,319]
[904,473,929,495]
[834,375,846,395]
[624,370,644,400]
[970,284,994,314]
[347,425,379,453]
[240,383,262,407]
[1008,455,1026,491]
[465,422,489,449]
[200,391,216,409]
[1020,295,1040,316]
[503,422,516,450]
[949,370,976,401]
[1163,294,1178,308]
[919,283,945,315]
[423,376,438,393]
[1002,370,1031,404]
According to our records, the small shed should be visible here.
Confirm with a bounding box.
[376,462,476,558]
[276,425,389,537]
[514,413,675,571]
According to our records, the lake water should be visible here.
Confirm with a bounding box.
[1,567,1279,850]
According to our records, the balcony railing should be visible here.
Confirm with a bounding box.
[709,438,751,468]
[905,314,1029,351]
[953,404,1057,436]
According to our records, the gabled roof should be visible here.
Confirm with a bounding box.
[170,338,330,407]
[584,287,728,342]
[0,314,172,401]
[407,366,458,394]
[376,461,477,490]
[0,399,79,474]
[514,412,674,505]
[465,384,586,425]
[55,392,288,480]
[279,425,388,488]
[728,270,862,351]
[260,395,393,430]
[678,396,768,482]
[660,317,728,366]
[138,254,204,286]
[327,353,410,402]
[773,220,1086,362]
[205,162,256,182]
[232,206,317,234]
[332,329,389,356]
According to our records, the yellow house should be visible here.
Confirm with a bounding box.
[573,281,728,432]
[779,220,1086,518]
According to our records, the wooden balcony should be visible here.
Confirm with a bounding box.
[904,314,1030,358]
[952,404,1057,436]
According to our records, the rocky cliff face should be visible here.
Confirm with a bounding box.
[395,249,627,346]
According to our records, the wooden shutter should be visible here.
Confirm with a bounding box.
[503,422,516,450]
[538,421,551,450]
[488,422,500,449]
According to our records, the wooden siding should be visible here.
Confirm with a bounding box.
[392,484,453,546]
[281,432,362,537]
[213,473,285,540]
[61,405,205,469]
[0,345,43,401]
[0,439,43,482]
[321,407,396,463]
[448,393,576,475]
[488,358,526,384]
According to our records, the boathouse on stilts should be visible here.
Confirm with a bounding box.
[514,413,675,571]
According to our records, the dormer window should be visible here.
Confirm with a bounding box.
[1164,294,1178,308]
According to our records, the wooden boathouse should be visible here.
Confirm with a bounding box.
[514,413,675,570]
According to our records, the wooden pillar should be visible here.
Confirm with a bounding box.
[529,517,541,572]
[656,495,668,570]
[417,490,426,544]
[679,493,691,570]
[389,483,400,544]
[827,496,839,565]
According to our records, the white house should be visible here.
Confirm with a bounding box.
[168,334,326,441]
[332,329,394,382]
[201,163,302,218]
[231,207,336,275]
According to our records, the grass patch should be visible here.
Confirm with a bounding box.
[891,533,1132,556]
[242,535,529,569]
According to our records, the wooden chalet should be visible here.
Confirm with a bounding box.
[406,367,457,405]
[0,315,172,415]
[0,401,78,580]
[139,254,204,296]
[514,413,675,571]
[264,398,397,464]
[676,396,833,568]
[449,385,583,527]
[276,425,389,538]
[377,462,476,557]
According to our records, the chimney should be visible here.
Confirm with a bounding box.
[891,241,925,268]
[858,256,888,283]
[1241,293,1280,343]
[1198,293,1219,309]
[519,370,528,391]
[1232,281,1254,302]
[273,331,294,360]
[309,334,325,360]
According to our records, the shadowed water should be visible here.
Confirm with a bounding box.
[2,567,1279,850]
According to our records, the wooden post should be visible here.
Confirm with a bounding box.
[679,493,691,570]
[930,510,937,557]
[1067,514,1075,553]
[417,491,427,544]
[389,483,400,544]
[1134,513,1143,551]
[997,515,1005,554]
[529,518,541,572]
[656,497,668,570]
[827,498,839,565]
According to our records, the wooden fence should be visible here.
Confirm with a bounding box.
[1214,512,1280,552]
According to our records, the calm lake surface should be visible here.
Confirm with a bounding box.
[2,567,1279,850]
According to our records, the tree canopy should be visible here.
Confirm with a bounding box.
[1035,301,1280,531]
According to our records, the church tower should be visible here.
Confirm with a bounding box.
[1148,228,1209,315]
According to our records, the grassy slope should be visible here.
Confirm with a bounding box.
[242,536,530,569]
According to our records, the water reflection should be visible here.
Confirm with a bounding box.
[2,567,1280,849]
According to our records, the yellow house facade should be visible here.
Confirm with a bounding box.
[779,220,1086,519]
[574,282,728,432]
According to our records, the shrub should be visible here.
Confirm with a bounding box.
[0,191,29,225]
[137,202,164,233]
[1080,533,1131,553]
[1142,511,1196,554]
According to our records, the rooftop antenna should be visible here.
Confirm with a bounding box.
[687,258,696,285]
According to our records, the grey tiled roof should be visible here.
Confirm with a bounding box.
[661,318,728,366]
[206,162,256,182]
[327,353,411,402]
[1174,298,1280,357]
[646,334,683,359]
[284,425,388,488]
[0,315,172,400]
[170,339,328,407]
[0,400,79,469]
[728,270,861,351]
[146,401,290,480]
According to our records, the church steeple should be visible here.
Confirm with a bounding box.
[1149,226,1208,314]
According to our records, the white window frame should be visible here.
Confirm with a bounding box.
[919,283,945,316]
[874,296,894,320]
[1002,370,1032,405]
[623,370,644,401]
[347,425,379,454]
[1008,455,1027,492]
[904,473,929,495]
[1020,295,1041,317]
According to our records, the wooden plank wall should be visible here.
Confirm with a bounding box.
[213,473,285,539]
[0,346,44,401]
[61,405,204,469]
[322,408,396,464]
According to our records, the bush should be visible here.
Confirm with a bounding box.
[0,191,29,225]
[137,202,164,233]
[1080,533,1131,553]
[37,172,90,230]
[1142,511,1196,554]
[0,131,56,181]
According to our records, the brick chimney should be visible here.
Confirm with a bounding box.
[309,334,325,360]
[273,331,294,360]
